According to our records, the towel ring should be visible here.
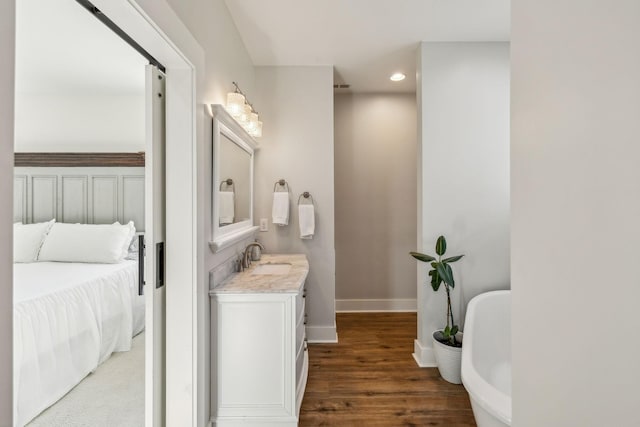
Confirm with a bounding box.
[298,191,314,205]
[219,178,234,191]
[273,179,289,192]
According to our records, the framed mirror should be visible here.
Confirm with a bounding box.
[209,104,259,252]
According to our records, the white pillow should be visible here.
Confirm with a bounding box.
[114,222,138,260]
[38,221,136,264]
[126,232,145,258]
[13,219,56,263]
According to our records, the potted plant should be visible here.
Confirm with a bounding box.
[410,235,464,384]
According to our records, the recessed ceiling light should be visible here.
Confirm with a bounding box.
[390,72,406,82]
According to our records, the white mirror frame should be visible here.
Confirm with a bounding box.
[209,104,259,252]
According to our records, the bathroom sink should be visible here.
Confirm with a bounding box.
[251,263,292,275]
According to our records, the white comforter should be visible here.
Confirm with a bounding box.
[13,261,144,427]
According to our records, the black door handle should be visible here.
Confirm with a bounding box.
[156,242,165,289]
[138,235,145,296]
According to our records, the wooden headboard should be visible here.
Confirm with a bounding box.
[15,152,145,167]
[14,153,146,231]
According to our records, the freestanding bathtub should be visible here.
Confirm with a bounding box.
[461,290,512,427]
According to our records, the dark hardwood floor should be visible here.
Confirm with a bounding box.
[299,312,476,427]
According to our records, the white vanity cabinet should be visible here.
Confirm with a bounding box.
[210,255,309,427]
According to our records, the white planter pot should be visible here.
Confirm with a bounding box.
[432,330,463,384]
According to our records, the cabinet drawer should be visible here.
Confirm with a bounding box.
[296,315,306,352]
[296,297,306,327]
[295,337,307,382]
[295,286,306,321]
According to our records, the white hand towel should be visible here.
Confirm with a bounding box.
[298,204,315,239]
[219,191,235,225]
[272,192,290,226]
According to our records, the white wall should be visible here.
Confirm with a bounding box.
[14,94,145,152]
[14,0,148,153]
[415,42,510,366]
[334,93,417,311]
[253,66,337,342]
[512,2,640,426]
[0,0,14,424]
[166,0,255,104]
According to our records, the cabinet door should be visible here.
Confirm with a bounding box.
[215,295,295,419]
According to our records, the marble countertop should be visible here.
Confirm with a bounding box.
[210,254,308,294]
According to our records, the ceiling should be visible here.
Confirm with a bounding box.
[15,0,509,96]
[224,0,510,93]
[16,0,147,96]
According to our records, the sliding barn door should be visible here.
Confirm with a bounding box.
[145,64,166,427]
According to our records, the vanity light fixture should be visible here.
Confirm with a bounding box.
[240,103,251,126]
[247,112,259,132]
[226,82,263,138]
[226,91,245,118]
[251,120,263,138]
[390,72,406,82]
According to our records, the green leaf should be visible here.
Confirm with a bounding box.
[435,236,447,256]
[444,325,451,335]
[410,252,435,263]
[430,262,438,269]
[451,325,459,335]
[430,271,441,291]
[445,263,455,288]
[435,263,453,287]
[442,255,464,263]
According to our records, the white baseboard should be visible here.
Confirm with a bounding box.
[336,298,417,312]
[306,325,338,343]
[412,339,437,367]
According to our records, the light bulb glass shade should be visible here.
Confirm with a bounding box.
[246,112,259,131]
[226,92,245,117]
[238,103,250,125]
[251,120,263,138]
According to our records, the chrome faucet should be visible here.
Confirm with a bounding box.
[242,242,264,270]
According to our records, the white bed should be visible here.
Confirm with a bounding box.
[13,260,145,427]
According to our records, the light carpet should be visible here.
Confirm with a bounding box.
[28,332,144,427]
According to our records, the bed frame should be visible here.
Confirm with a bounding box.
[14,152,146,231]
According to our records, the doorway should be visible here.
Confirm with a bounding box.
[333,92,418,312]
[6,0,200,425]
[13,0,165,425]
